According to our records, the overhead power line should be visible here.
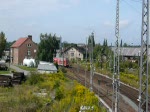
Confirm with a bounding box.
[121,0,141,14]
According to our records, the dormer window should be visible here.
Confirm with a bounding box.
[27,44,32,47]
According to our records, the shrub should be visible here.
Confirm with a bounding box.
[27,73,44,85]
[60,67,67,73]
[55,87,64,100]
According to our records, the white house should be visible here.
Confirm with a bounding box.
[63,46,85,61]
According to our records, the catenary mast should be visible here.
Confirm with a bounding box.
[112,0,120,112]
[138,0,149,112]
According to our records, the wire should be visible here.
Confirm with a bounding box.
[121,0,142,14]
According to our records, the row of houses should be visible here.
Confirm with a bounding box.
[4,35,86,65]
[3,35,144,66]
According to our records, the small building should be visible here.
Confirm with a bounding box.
[37,63,57,74]
[111,47,141,61]
[63,46,85,61]
[11,35,38,65]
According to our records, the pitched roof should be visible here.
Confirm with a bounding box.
[37,64,57,71]
[11,37,28,48]
[111,47,141,56]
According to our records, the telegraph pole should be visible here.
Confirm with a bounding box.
[90,32,94,92]
[112,0,120,112]
[138,0,149,112]
[85,37,88,87]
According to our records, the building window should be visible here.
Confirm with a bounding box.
[27,50,31,56]
[27,44,32,47]
[71,53,74,57]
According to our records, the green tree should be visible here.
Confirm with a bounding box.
[5,41,16,49]
[0,32,6,58]
[120,39,123,47]
[123,43,128,47]
[37,33,60,62]
[93,43,102,59]
[88,32,95,47]
[103,38,108,47]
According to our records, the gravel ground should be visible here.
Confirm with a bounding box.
[9,65,30,76]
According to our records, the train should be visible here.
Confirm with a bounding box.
[53,57,69,67]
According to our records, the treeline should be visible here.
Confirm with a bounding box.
[0,31,139,61]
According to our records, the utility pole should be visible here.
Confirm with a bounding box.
[112,0,120,112]
[90,32,94,92]
[138,0,149,112]
[85,37,88,87]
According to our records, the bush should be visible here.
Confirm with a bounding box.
[55,87,64,100]
[60,67,67,73]
[27,73,44,85]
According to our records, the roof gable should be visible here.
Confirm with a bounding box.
[11,37,28,48]
[38,64,57,71]
[64,46,85,54]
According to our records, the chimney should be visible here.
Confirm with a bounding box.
[28,35,32,40]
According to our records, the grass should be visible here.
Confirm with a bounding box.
[0,72,105,112]
[17,65,37,71]
[0,67,16,74]
[0,70,10,74]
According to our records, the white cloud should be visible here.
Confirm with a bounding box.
[120,20,130,29]
[104,20,130,29]
[104,21,114,27]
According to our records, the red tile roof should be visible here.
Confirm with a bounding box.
[11,37,28,48]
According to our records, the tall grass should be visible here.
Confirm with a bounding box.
[0,71,104,112]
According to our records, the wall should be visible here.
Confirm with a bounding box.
[11,48,19,64]
[18,38,38,65]
[64,47,83,60]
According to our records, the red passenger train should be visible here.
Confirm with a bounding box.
[53,57,69,67]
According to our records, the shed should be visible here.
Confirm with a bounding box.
[37,64,57,74]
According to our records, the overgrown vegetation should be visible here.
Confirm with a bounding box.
[0,71,105,112]
[0,70,10,74]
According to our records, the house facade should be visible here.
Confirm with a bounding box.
[11,35,38,65]
[63,46,85,60]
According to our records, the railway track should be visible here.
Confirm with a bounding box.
[66,67,137,112]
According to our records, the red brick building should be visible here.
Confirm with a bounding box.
[11,35,38,65]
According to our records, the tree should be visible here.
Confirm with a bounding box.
[93,43,102,59]
[5,41,16,49]
[120,39,123,47]
[0,32,6,58]
[88,32,95,47]
[37,33,60,62]
[123,43,128,47]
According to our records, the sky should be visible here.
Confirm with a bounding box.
[0,0,142,45]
